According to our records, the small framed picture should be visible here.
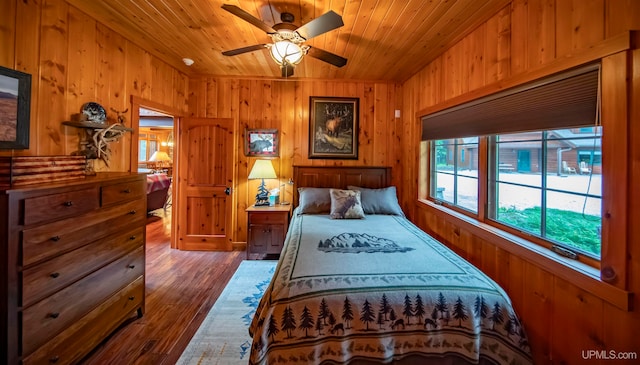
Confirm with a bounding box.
[0,66,31,149]
[309,96,359,159]
[244,129,279,157]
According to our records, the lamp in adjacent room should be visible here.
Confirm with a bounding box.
[149,150,171,172]
[248,159,277,206]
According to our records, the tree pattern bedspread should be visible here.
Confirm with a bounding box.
[249,212,533,365]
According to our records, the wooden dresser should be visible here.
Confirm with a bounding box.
[0,172,147,365]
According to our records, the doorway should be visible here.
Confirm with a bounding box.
[130,96,183,248]
[517,150,531,172]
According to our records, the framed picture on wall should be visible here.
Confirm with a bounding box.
[309,96,359,159]
[0,66,31,149]
[244,128,279,156]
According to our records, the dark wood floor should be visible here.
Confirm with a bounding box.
[81,210,244,365]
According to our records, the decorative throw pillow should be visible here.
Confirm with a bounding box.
[297,187,332,214]
[347,185,405,216]
[329,189,365,219]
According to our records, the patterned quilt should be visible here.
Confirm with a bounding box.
[146,173,171,194]
[249,212,533,365]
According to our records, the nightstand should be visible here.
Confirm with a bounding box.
[246,205,292,259]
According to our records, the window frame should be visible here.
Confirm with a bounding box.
[138,132,159,162]
[429,138,480,215]
[421,64,606,269]
[426,132,602,268]
[416,45,634,310]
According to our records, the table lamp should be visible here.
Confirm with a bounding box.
[149,151,171,171]
[248,160,277,206]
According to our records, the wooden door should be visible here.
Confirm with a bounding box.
[176,118,234,250]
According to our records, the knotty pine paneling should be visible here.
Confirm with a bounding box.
[401,1,640,363]
[0,0,16,67]
[0,0,188,172]
[189,77,401,243]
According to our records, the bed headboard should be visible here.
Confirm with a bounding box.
[292,165,391,207]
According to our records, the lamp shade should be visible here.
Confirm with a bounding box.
[248,160,277,180]
[270,41,304,65]
[149,151,171,162]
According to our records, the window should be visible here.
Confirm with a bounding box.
[138,132,159,161]
[488,127,602,257]
[430,138,478,213]
[421,63,602,264]
[138,139,147,162]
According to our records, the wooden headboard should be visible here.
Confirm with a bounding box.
[292,165,391,207]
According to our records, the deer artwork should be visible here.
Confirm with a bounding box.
[329,323,344,335]
[249,134,273,153]
[110,107,129,125]
[391,318,405,330]
[324,103,351,138]
[424,318,438,330]
[330,194,358,219]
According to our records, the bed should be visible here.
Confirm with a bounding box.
[249,166,533,365]
[146,173,171,213]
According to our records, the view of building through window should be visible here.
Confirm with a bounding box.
[431,138,479,213]
[491,127,602,257]
[429,126,602,258]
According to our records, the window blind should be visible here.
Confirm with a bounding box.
[421,63,600,140]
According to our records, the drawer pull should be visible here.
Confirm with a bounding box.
[49,312,60,319]
[63,201,73,207]
[129,236,136,240]
[128,210,137,215]
[128,264,136,269]
[49,355,60,363]
[129,296,135,301]
[122,188,132,193]
[50,272,60,278]
[51,236,61,242]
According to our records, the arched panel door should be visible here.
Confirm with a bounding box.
[176,118,234,250]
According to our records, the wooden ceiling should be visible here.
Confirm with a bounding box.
[65,0,510,82]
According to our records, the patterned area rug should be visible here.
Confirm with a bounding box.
[177,260,276,365]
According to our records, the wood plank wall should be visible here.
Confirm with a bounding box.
[400,0,640,363]
[187,78,402,243]
[0,0,188,172]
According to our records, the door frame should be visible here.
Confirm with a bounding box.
[130,96,184,248]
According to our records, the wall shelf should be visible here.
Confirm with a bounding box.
[62,121,133,131]
[63,121,133,168]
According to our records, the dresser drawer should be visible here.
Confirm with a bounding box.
[23,226,144,307]
[22,277,144,365]
[23,187,99,226]
[22,198,145,267]
[249,211,288,225]
[22,247,145,355]
[101,179,145,206]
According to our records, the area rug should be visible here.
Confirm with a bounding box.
[177,260,276,365]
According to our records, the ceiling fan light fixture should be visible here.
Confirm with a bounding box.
[270,41,304,66]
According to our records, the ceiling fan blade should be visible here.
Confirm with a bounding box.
[281,63,295,77]
[295,10,344,40]
[221,4,276,34]
[307,47,347,67]
[222,44,267,56]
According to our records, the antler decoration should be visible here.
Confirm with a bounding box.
[84,108,129,166]
[110,108,129,124]
[90,124,127,166]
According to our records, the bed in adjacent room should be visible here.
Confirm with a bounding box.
[249,166,533,365]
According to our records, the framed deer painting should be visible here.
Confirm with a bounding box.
[309,96,359,159]
[244,128,279,157]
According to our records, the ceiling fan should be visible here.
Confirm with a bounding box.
[221,4,347,77]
